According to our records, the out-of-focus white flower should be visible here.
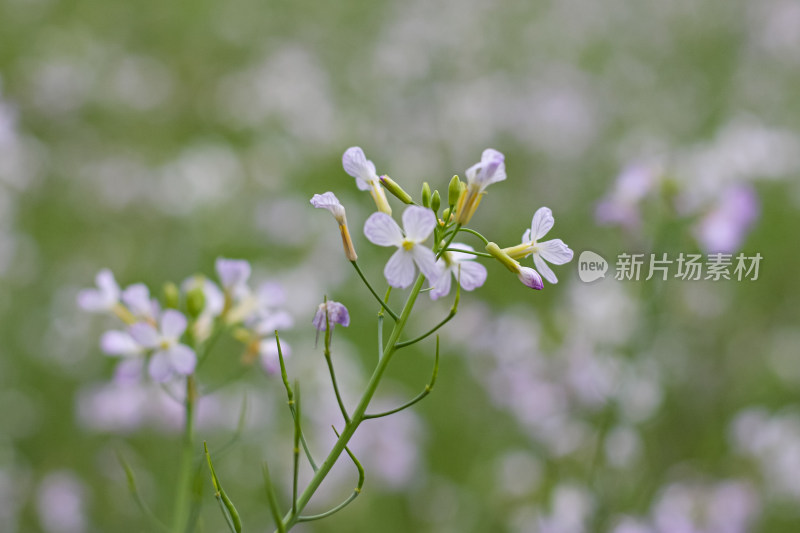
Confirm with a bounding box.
[77,269,120,313]
[595,164,660,230]
[455,148,506,224]
[363,205,439,288]
[35,471,88,533]
[216,257,251,296]
[129,310,196,382]
[430,243,487,300]
[312,300,350,331]
[504,207,573,284]
[311,191,357,260]
[258,337,290,375]
[100,330,144,358]
[342,146,392,215]
[694,184,760,253]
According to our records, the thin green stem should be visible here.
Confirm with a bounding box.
[325,302,350,424]
[444,248,493,258]
[279,275,426,530]
[364,337,439,420]
[436,224,461,259]
[395,312,454,348]
[459,226,490,245]
[172,375,196,533]
[276,333,318,471]
[351,261,399,321]
[262,462,286,533]
[292,382,301,515]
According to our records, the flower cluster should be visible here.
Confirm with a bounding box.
[78,258,294,381]
[312,146,573,294]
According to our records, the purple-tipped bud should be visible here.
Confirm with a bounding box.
[517,267,544,290]
[312,301,351,331]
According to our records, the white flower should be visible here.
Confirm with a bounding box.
[430,243,487,300]
[342,146,392,215]
[259,338,290,375]
[455,149,506,224]
[216,258,251,295]
[100,330,144,357]
[77,269,120,312]
[506,207,574,284]
[129,310,197,382]
[363,206,439,289]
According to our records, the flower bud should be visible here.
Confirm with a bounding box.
[431,190,441,213]
[448,175,461,207]
[485,242,520,273]
[379,175,414,204]
[421,182,431,208]
[440,207,451,224]
[163,282,180,309]
[186,286,206,318]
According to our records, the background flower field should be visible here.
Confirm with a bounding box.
[1,0,800,531]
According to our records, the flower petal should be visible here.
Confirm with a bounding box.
[429,269,452,300]
[522,228,531,244]
[530,207,555,241]
[160,309,187,340]
[537,239,574,265]
[534,253,558,284]
[478,148,506,186]
[101,330,142,356]
[77,289,109,312]
[128,322,160,348]
[167,344,196,376]
[364,212,404,247]
[215,258,251,290]
[96,269,120,300]
[310,192,346,222]
[384,249,416,288]
[402,206,436,242]
[455,260,487,291]
[517,267,544,290]
[343,147,378,184]
[327,301,350,327]
[122,283,152,317]
[148,351,173,382]
[410,245,439,283]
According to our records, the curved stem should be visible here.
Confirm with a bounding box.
[444,248,493,258]
[364,337,439,420]
[325,303,350,424]
[351,261,399,321]
[436,224,461,259]
[276,333,318,471]
[279,275,426,530]
[459,226,490,245]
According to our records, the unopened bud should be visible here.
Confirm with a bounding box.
[421,182,431,208]
[440,207,451,224]
[448,175,461,207]
[379,175,414,204]
[431,190,441,213]
[163,282,180,309]
[186,286,206,318]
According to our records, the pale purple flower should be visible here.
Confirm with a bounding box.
[430,243,487,300]
[310,191,346,224]
[121,283,158,320]
[35,471,87,533]
[363,206,439,288]
[77,269,120,312]
[129,309,196,382]
[312,300,350,331]
[517,266,544,290]
[215,257,251,294]
[595,164,659,230]
[342,146,392,214]
[694,184,760,253]
[456,148,506,224]
[251,309,294,336]
[507,207,574,284]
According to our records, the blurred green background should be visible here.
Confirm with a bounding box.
[2,0,800,531]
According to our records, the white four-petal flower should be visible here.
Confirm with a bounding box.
[129,310,197,382]
[77,269,120,312]
[455,149,507,224]
[364,206,439,289]
[509,207,574,284]
[430,243,488,300]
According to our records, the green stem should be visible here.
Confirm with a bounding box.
[351,261,399,321]
[172,375,197,533]
[436,224,461,259]
[444,248,493,258]
[459,226,490,245]
[279,275,426,530]
[325,302,350,424]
